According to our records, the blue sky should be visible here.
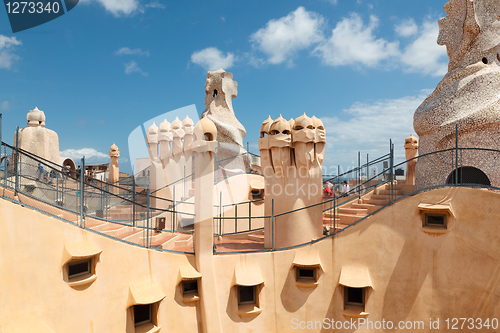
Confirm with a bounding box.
[0,0,450,174]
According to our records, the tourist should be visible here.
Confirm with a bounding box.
[343,180,350,195]
[37,163,44,180]
[76,165,81,181]
[89,170,96,186]
[44,171,53,185]
[323,180,333,197]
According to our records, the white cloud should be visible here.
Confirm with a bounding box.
[60,148,109,162]
[399,20,448,76]
[191,47,236,71]
[395,18,418,37]
[250,6,325,65]
[124,60,148,76]
[115,47,150,57]
[0,35,22,70]
[79,0,139,16]
[314,14,399,67]
[145,2,165,9]
[1,101,9,110]
[0,35,21,49]
[321,91,429,171]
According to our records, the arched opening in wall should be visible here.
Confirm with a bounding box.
[446,167,491,186]
[63,158,76,172]
[62,158,77,179]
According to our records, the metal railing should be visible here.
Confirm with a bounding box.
[0,140,195,254]
[3,125,500,255]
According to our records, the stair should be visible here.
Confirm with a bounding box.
[337,207,368,216]
[323,183,406,229]
[350,203,379,214]
[150,232,179,248]
[247,230,264,241]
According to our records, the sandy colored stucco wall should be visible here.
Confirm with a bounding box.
[0,187,499,332]
[0,199,199,332]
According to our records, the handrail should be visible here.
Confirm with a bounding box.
[4,137,500,254]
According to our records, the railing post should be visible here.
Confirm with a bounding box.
[105,183,108,220]
[14,126,19,196]
[329,197,333,234]
[0,113,3,144]
[389,140,394,204]
[455,124,459,185]
[271,199,274,251]
[248,201,251,231]
[173,186,176,231]
[460,149,463,183]
[366,154,369,187]
[132,167,136,228]
[234,203,238,233]
[358,151,361,199]
[3,143,7,189]
[451,149,454,184]
[219,191,222,236]
[56,173,59,205]
[333,194,336,233]
[147,187,150,248]
[171,199,174,232]
[80,157,85,228]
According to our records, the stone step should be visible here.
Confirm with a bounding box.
[337,207,368,216]
[91,223,134,237]
[377,189,403,195]
[174,235,193,247]
[371,194,391,200]
[117,228,143,240]
[335,223,351,230]
[84,219,106,228]
[350,203,380,214]
[101,225,133,238]
[105,212,146,220]
[335,213,363,224]
[384,183,407,191]
[322,216,341,223]
[323,211,341,218]
[364,198,390,206]
[150,233,178,248]
[247,233,264,241]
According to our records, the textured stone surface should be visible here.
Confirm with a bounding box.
[259,113,326,249]
[201,68,247,175]
[108,143,120,183]
[15,107,62,168]
[414,0,500,188]
[404,134,418,186]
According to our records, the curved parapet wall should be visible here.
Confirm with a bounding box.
[1,184,500,331]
